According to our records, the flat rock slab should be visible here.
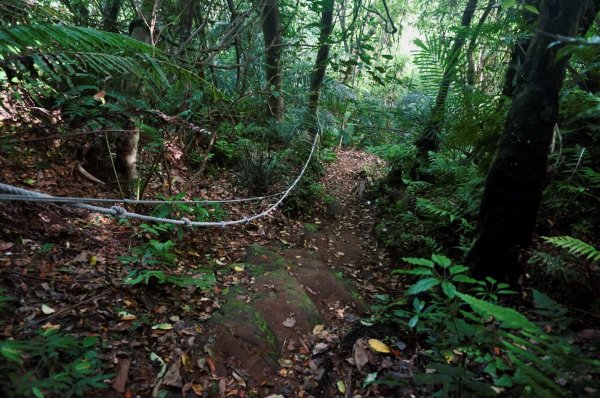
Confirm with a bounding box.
[196,244,365,392]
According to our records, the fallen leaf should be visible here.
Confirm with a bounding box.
[368,339,390,353]
[337,380,346,393]
[278,358,293,368]
[283,317,296,328]
[312,342,329,355]
[232,371,246,388]
[181,353,193,371]
[41,322,60,330]
[353,339,369,371]
[234,265,245,272]
[41,304,55,314]
[162,357,182,388]
[219,377,226,397]
[312,324,325,335]
[150,352,166,379]
[118,311,137,321]
[0,241,14,251]
[206,357,217,376]
[191,383,204,395]
[151,323,173,330]
[111,358,131,393]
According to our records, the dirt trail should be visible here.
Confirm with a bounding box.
[194,150,391,397]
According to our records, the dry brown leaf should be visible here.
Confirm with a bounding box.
[353,339,369,371]
[111,358,131,393]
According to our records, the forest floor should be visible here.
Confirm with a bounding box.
[0,148,418,397]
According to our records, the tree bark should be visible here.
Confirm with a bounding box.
[226,0,243,91]
[414,0,478,162]
[118,0,153,185]
[178,0,195,48]
[102,0,122,32]
[261,0,285,121]
[499,0,541,100]
[308,0,335,129]
[468,0,596,284]
[466,0,495,87]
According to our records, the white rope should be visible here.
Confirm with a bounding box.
[0,192,285,205]
[0,133,320,227]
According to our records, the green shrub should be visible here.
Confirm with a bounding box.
[368,254,600,397]
[0,330,111,398]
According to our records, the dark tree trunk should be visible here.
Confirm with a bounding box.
[102,0,122,32]
[308,0,335,128]
[178,0,195,48]
[468,0,596,284]
[414,0,478,161]
[499,0,541,100]
[261,0,284,121]
[226,0,242,91]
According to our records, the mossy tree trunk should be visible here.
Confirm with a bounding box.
[261,0,284,121]
[308,0,335,131]
[468,0,596,284]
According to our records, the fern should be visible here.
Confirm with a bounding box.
[0,24,205,96]
[543,236,600,262]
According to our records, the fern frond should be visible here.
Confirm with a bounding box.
[543,236,600,263]
[0,24,204,93]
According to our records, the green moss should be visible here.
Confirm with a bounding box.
[333,270,364,306]
[267,269,322,325]
[214,288,277,351]
[303,223,320,233]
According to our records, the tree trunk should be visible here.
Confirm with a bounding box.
[178,0,195,48]
[414,0,478,162]
[102,0,122,32]
[118,0,153,185]
[308,0,335,129]
[226,0,242,91]
[466,0,495,87]
[468,0,595,284]
[499,0,541,100]
[261,0,284,121]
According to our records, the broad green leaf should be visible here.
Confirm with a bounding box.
[363,372,378,388]
[408,314,419,328]
[0,344,22,364]
[523,4,539,14]
[393,268,433,276]
[501,0,517,10]
[82,336,98,348]
[432,254,451,268]
[413,298,425,312]
[453,274,479,284]
[441,281,457,299]
[32,387,45,398]
[402,257,434,267]
[407,278,440,295]
[449,265,469,275]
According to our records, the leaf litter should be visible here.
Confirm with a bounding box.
[0,146,418,397]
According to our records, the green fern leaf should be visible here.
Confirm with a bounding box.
[543,236,600,262]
